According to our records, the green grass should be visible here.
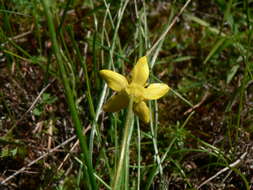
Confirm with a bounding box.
[0,0,252,190]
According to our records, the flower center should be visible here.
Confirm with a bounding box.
[125,83,145,103]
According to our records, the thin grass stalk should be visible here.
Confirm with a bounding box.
[1,32,32,59]
[108,0,129,68]
[125,118,134,190]
[114,115,119,178]
[57,0,73,33]
[67,27,96,120]
[146,0,192,56]
[40,0,97,189]
[136,119,141,190]
[124,132,130,190]
[148,101,163,176]
[245,0,253,80]
[67,26,113,178]
[236,0,252,142]
[88,1,129,167]
[68,27,113,178]
[112,97,134,190]
[145,112,194,190]
[32,0,42,55]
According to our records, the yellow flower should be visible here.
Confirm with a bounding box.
[100,56,170,123]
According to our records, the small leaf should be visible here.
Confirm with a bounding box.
[33,108,42,116]
[204,38,226,64]
[226,65,239,84]
[10,148,18,156]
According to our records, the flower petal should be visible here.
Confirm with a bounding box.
[133,101,150,123]
[100,70,128,92]
[131,56,149,85]
[103,92,129,112]
[144,83,170,100]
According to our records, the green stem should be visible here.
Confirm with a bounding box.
[40,0,97,189]
[112,97,134,190]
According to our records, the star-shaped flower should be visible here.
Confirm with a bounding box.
[100,56,170,123]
